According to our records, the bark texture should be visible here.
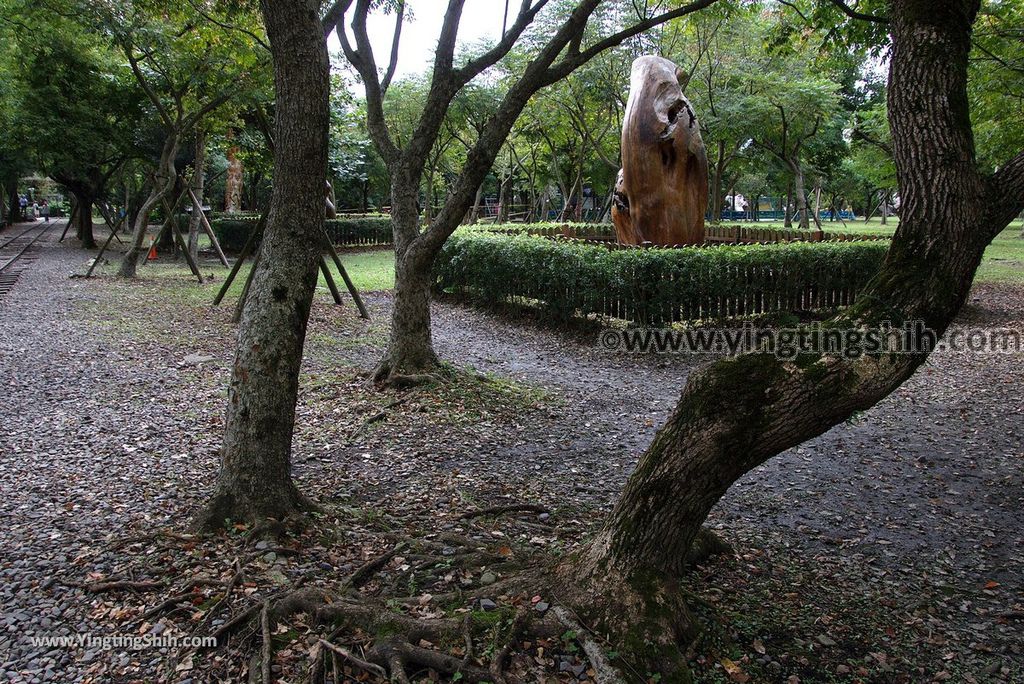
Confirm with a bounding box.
[195,0,329,528]
[559,0,1024,676]
[612,56,709,245]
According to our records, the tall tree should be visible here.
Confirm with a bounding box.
[334,0,723,385]
[548,0,1024,678]
[194,0,330,527]
[1,0,143,244]
[88,0,264,276]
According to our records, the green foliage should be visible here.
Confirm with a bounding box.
[435,232,889,325]
[969,0,1024,172]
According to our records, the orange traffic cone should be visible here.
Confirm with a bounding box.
[147,238,158,261]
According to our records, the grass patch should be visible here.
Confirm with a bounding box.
[976,226,1024,284]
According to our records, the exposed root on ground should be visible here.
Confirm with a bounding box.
[74,517,731,682]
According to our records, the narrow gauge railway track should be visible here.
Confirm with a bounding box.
[0,222,54,299]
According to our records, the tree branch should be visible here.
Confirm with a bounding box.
[182,92,234,132]
[321,0,353,37]
[185,0,269,52]
[380,1,406,95]
[341,0,400,165]
[546,0,722,81]
[821,0,888,24]
[452,0,551,87]
[123,41,173,129]
[432,0,467,81]
[988,149,1024,237]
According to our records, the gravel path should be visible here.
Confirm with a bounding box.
[0,225,1020,682]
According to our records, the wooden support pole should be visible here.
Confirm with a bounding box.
[319,257,343,305]
[84,210,127,278]
[159,193,203,282]
[188,187,229,267]
[172,220,204,282]
[214,214,266,305]
[97,202,125,244]
[141,186,191,268]
[320,227,370,319]
[59,204,79,242]
[232,243,262,324]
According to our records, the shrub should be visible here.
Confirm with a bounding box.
[434,232,889,324]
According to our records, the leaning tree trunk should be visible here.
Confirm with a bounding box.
[118,134,179,277]
[195,0,330,529]
[556,0,1024,677]
[187,129,206,262]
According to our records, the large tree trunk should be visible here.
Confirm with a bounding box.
[711,140,725,221]
[188,129,206,262]
[118,134,180,277]
[74,192,97,249]
[792,160,811,229]
[195,0,329,528]
[557,0,1024,676]
[612,56,708,245]
[4,180,18,224]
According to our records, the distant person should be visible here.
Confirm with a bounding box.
[19,195,27,220]
[31,201,39,220]
[41,199,50,223]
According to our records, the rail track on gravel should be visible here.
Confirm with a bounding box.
[0,221,54,299]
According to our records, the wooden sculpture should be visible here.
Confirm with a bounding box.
[612,56,709,245]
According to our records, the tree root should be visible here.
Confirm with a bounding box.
[260,600,271,684]
[490,607,528,684]
[317,638,387,679]
[345,542,408,590]
[65,578,167,593]
[460,503,550,520]
[550,606,626,684]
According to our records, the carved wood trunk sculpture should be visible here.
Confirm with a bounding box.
[612,56,709,245]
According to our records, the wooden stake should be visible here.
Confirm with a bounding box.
[319,257,343,305]
[214,214,266,305]
[232,242,262,324]
[84,210,127,278]
[188,187,229,266]
[320,227,370,319]
[59,204,79,242]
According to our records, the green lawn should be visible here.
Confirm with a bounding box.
[330,249,394,291]
[977,225,1024,284]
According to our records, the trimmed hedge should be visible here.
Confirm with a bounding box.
[211,216,393,251]
[434,232,889,324]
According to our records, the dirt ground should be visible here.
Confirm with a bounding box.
[0,226,1021,683]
